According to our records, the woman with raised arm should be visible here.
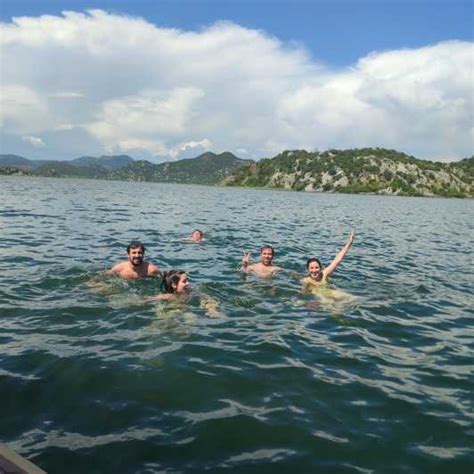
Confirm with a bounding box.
[302,230,355,289]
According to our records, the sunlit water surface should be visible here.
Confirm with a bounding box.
[1,176,473,473]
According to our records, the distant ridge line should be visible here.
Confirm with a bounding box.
[1,148,472,198]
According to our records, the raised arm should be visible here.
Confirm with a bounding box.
[241,252,251,272]
[323,230,355,278]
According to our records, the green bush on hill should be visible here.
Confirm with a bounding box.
[223,147,472,198]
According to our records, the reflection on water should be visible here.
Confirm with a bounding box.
[1,176,473,473]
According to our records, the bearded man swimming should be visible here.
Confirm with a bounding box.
[107,241,160,279]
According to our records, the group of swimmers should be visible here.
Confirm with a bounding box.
[105,228,355,304]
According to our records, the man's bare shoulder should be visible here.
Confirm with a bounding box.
[109,261,128,273]
[147,262,161,276]
[250,263,281,277]
[108,261,142,279]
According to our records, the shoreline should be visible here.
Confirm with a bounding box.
[1,172,472,199]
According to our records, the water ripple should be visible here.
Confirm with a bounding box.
[1,177,473,473]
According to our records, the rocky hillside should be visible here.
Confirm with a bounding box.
[223,148,474,198]
[2,148,472,198]
[106,152,253,185]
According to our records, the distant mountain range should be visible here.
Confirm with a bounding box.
[0,154,133,174]
[1,148,473,197]
[106,152,253,185]
[67,155,134,171]
[0,152,252,185]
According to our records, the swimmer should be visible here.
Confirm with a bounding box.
[190,229,205,242]
[147,270,190,301]
[107,241,160,279]
[241,245,282,278]
[302,230,354,289]
[147,270,220,317]
[174,229,206,243]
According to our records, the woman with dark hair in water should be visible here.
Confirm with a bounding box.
[303,230,355,288]
[147,270,220,317]
[148,270,190,301]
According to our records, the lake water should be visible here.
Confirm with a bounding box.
[1,176,473,473]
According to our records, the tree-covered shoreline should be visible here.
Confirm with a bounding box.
[223,148,473,198]
[1,148,472,198]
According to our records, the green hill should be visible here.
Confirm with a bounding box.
[72,155,134,170]
[0,154,33,167]
[0,154,134,176]
[0,166,34,176]
[223,148,474,198]
[2,149,472,198]
[33,162,108,178]
[0,154,63,168]
[106,152,253,185]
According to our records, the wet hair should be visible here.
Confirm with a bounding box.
[192,229,203,237]
[306,258,322,270]
[161,270,186,294]
[260,245,275,256]
[127,241,145,254]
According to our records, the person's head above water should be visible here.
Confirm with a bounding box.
[161,270,190,294]
[241,244,281,276]
[306,257,324,281]
[191,229,203,241]
[260,245,275,266]
[127,241,145,253]
[127,241,146,267]
[107,240,159,278]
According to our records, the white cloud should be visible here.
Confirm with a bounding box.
[49,92,84,98]
[0,84,51,132]
[113,138,168,156]
[0,10,472,161]
[169,139,212,158]
[85,87,205,155]
[22,135,45,147]
[55,124,75,130]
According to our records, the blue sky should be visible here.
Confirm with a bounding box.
[2,0,472,66]
[0,0,472,161]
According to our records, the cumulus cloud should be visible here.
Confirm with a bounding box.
[112,138,168,156]
[0,84,51,132]
[0,9,472,161]
[22,135,45,147]
[49,92,84,98]
[55,124,75,130]
[85,87,205,154]
[169,139,212,158]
